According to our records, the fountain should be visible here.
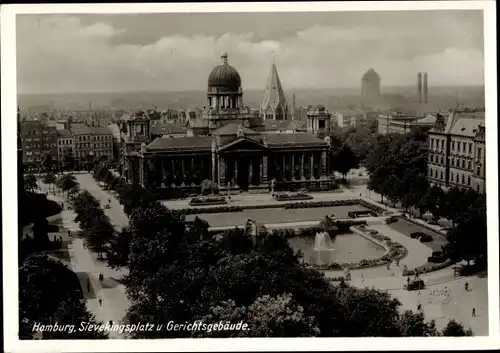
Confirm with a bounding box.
[314,231,335,252]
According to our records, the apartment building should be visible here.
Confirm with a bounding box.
[377,111,436,135]
[20,120,58,171]
[56,129,74,165]
[71,125,113,166]
[427,108,485,194]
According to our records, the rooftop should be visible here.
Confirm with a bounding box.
[70,125,112,135]
[265,133,327,147]
[146,136,213,151]
[57,129,72,138]
[151,123,188,136]
[449,118,485,137]
[212,122,259,136]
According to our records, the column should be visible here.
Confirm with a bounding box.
[181,158,185,186]
[261,156,268,184]
[291,154,296,180]
[161,158,166,186]
[321,151,327,178]
[234,159,238,187]
[249,159,253,185]
[282,154,286,181]
[310,153,315,180]
[211,153,216,183]
[219,156,226,187]
[300,153,305,180]
[139,159,144,186]
[171,159,175,186]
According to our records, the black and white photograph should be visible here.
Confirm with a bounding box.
[2,1,498,352]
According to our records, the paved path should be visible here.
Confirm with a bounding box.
[39,177,131,339]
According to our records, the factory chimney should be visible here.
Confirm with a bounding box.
[292,93,296,120]
[423,72,428,103]
[417,72,422,104]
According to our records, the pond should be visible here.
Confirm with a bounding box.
[288,232,386,265]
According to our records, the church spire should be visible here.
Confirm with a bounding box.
[260,56,288,120]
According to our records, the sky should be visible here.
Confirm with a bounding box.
[16,11,485,94]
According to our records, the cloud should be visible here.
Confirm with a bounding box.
[16,15,485,94]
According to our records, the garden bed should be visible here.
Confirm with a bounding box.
[403,259,453,276]
[189,196,227,206]
[273,191,313,201]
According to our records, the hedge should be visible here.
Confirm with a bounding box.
[189,196,227,206]
[403,259,453,276]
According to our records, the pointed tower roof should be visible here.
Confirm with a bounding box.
[260,58,288,118]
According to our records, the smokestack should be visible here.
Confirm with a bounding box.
[417,72,422,104]
[423,72,428,103]
[292,94,296,120]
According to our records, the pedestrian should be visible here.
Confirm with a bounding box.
[396,259,400,267]
[361,274,364,283]
[417,302,422,312]
[109,320,113,326]
[98,298,102,306]
[407,276,411,285]
[465,281,469,291]
[472,307,476,317]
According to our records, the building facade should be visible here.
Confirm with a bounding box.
[72,125,114,167]
[377,112,436,135]
[20,120,58,172]
[427,108,485,194]
[121,53,334,193]
[56,130,74,166]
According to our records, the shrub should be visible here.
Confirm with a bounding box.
[189,196,227,206]
[419,234,433,242]
[428,256,448,263]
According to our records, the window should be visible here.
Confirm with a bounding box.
[452,141,455,150]
[430,138,434,149]
[462,159,465,168]
[430,155,434,163]
[441,140,444,149]
[477,184,480,192]
[441,156,444,164]
[462,174,465,184]
[456,174,459,182]
[440,171,443,180]
[457,143,460,152]
[450,172,453,181]
[468,176,471,185]
[463,142,466,151]
[468,161,472,170]
[451,158,454,166]
[477,147,482,158]
[477,167,481,175]
[469,143,472,153]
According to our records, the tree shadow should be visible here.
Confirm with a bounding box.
[75,272,97,299]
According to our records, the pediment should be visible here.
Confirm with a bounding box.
[219,137,268,152]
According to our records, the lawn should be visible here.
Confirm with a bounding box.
[387,218,448,252]
[186,204,370,227]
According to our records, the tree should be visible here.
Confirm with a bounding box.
[62,148,75,172]
[441,319,473,336]
[397,310,438,336]
[201,179,218,195]
[56,174,78,196]
[106,226,133,268]
[24,173,38,193]
[19,254,107,339]
[418,185,444,217]
[43,171,56,192]
[330,144,358,180]
[41,152,54,173]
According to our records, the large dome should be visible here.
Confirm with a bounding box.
[208,53,241,91]
[362,68,380,81]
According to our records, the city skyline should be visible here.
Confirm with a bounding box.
[17,10,485,94]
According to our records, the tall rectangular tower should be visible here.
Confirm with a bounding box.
[423,72,428,103]
[417,72,422,103]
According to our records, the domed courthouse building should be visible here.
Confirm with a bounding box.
[120,53,334,194]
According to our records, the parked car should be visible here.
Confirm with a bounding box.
[369,230,379,235]
[405,279,425,291]
[427,219,439,225]
[385,215,399,224]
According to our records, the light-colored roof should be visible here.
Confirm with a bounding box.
[211,122,259,136]
[260,62,288,116]
[416,114,437,125]
[70,125,112,135]
[57,129,72,138]
[449,118,485,137]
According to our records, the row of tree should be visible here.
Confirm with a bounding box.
[81,163,475,337]
[364,129,487,269]
[18,174,107,339]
